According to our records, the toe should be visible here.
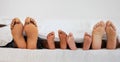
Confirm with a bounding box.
[106,20,116,31]
[58,30,63,34]
[50,32,55,35]
[84,32,91,38]
[106,20,111,26]
[25,17,31,25]
[93,21,101,29]
[100,21,105,26]
[30,18,37,27]
[110,22,116,31]
[69,32,73,37]
[93,22,98,29]
[98,21,105,27]
[48,32,54,37]
[11,18,21,30]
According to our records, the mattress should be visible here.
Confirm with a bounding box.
[0,48,120,62]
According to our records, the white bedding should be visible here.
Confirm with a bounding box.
[0,18,120,46]
[0,48,120,62]
[0,19,120,62]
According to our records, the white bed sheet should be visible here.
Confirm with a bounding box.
[0,48,120,62]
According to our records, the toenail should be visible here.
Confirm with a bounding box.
[30,18,33,21]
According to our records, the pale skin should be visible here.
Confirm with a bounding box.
[47,31,55,49]
[11,19,117,50]
[58,30,67,49]
[67,33,77,50]
[92,21,105,50]
[83,32,92,50]
[105,21,117,49]
[92,21,117,50]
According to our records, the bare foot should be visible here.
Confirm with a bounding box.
[106,21,117,49]
[47,32,55,49]
[58,30,67,49]
[67,33,77,50]
[83,32,92,50]
[92,21,105,49]
[24,17,38,49]
[11,18,26,48]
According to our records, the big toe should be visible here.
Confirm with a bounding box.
[58,30,64,34]
[84,32,91,37]
[30,18,37,27]
[106,21,116,31]
[48,32,54,36]
[11,18,21,30]
[69,32,73,37]
[100,21,105,27]
[106,20,111,26]
[25,17,31,25]
[110,22,116,31]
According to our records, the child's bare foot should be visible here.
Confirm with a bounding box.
[11,18,26,48]
[24,17,38,49]
[83,32,92,50]
[67,33,77,50]
[92,21,105,49]
[47,32,55,49]
[58,30,67,49]
[106,21,117,49]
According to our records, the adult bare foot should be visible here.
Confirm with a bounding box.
[47,32,55,49]
[11,18,26,48]
[92,21,105,49]
[67,33,77,50]
[24,17,38,49]
[106,21,117,49]
[83,32,92,50]
[58,30,67,49]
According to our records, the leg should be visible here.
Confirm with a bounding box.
[67,33,77,50]
[92,21,105,49]
[24,17,38,49]
[58,30,67,49]
[11,18,26,48]
[47,32,55,49]
[106,21,117,49]
[83,32,92,50]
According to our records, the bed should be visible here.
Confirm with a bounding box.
[0,18,120,62]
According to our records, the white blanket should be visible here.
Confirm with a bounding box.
[0,19,120,46]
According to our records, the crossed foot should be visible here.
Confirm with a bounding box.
[11,17,38,49]
[92,21,117,50]
[58,30,77,50]
[67,33,77,50]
